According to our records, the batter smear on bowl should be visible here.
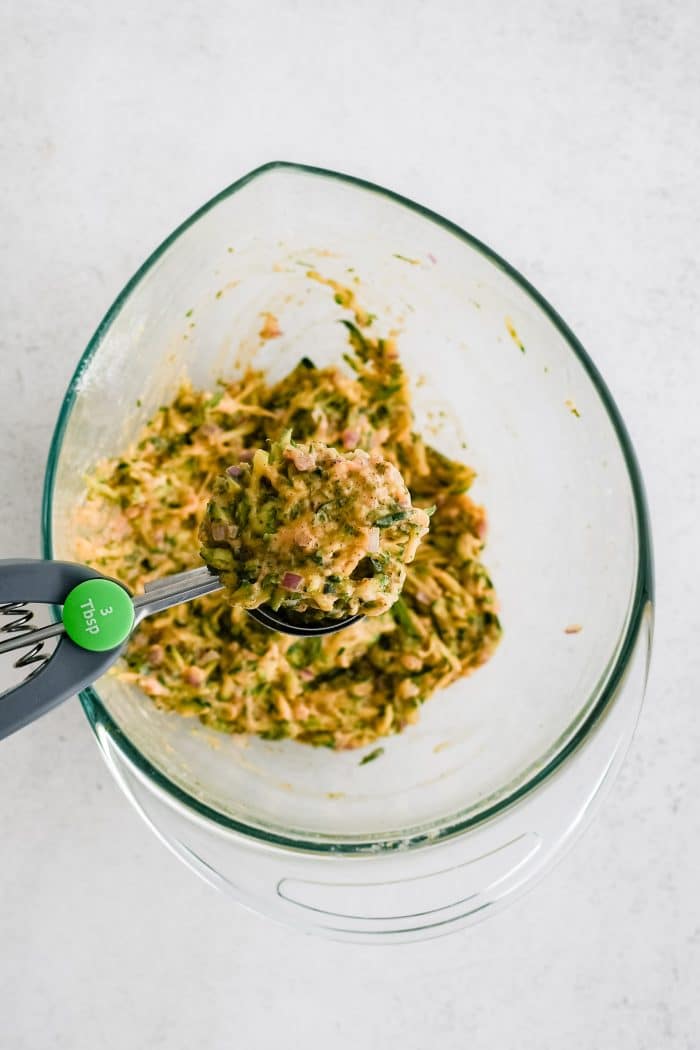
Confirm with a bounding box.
[77,281,501,749]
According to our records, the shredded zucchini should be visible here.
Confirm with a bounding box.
[76,278,501,749]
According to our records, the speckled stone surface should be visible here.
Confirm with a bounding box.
[1,2,698,1046]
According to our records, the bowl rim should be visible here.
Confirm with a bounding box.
[42,160,654,854]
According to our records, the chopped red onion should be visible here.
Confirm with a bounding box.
[342,427,360,449]
[286,448,315,471]
[299,668,314,681]
[184,666,206,687]
[282,572,303,591]
[239,449,255,462]
[226,464,243,477]
[366,527,380,553]
[210,523,228,542]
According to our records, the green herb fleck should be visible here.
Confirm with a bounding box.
[375,382,402,400]
[287,636,323,669]
[375,510,408,528]
[205,391,224,409]
[391,598,418,637]
[359,747,385,766]
[340,319,371,357]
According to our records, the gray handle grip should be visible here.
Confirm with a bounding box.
[0,560,127,740]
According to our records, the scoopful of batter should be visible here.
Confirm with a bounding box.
[199,432,431,621]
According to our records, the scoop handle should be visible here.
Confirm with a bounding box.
[0,560,126,741]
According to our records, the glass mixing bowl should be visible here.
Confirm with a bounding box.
[43,163,653,941]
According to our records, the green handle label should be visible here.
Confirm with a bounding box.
[62,579,134,652]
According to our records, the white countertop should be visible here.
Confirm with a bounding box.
[1,2,698,1046]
